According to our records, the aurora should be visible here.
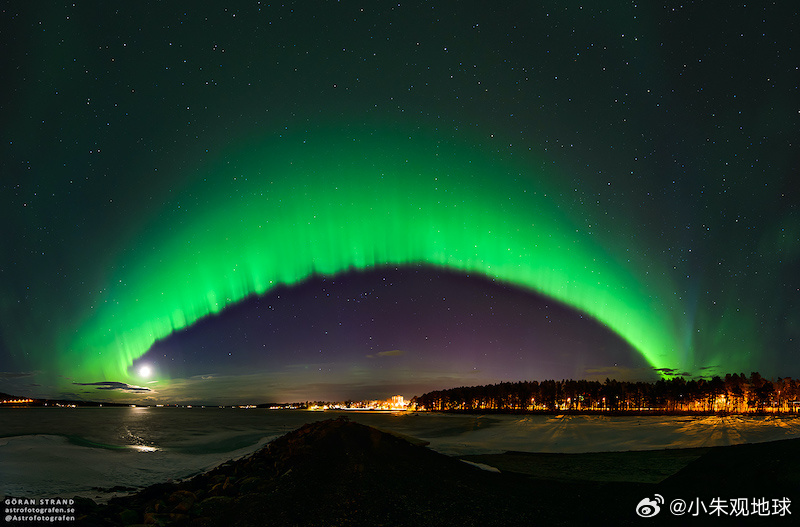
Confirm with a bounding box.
[59,127,684,385]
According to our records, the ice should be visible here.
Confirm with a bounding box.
[459,459,501,473]
[0,433,276,502]
[404,414,800,455]
[3,410,800,501]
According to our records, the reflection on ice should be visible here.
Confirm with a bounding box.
[129,445,159,453]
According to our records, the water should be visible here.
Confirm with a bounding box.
[2,407,799,501]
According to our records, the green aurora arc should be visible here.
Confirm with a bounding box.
[59,128,689,385]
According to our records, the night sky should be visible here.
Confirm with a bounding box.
[2,2,797,404]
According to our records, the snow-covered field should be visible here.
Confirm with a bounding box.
[402,413,800,455]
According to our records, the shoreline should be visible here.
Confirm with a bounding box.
[16,417,793,526]
[4,405,800,417]
[3,413,799,524]
[411,408,800,417]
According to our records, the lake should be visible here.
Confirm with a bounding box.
[2,407,799,501]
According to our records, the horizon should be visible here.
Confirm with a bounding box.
[3,370,795,408]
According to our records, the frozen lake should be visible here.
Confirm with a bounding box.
[2,407,799,500]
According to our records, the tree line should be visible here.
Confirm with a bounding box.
[411,372,800,414]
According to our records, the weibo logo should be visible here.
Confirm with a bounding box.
[635,494,664,518]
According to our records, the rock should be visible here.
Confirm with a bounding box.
[168,489,197,513]
[237,476,262,494]
[168,512,188,523]
[119,508,139,525]
[168,490,196,504]
[72,496,99,512]
[195,495,234,516]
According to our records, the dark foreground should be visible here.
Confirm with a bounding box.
[47,418,800,525]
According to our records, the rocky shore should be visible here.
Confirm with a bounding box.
[68,417,796,526]
[74,417,539,525]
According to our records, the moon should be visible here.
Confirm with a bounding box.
[138,364,152,378]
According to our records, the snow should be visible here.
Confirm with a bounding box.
[409,414,800,455]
